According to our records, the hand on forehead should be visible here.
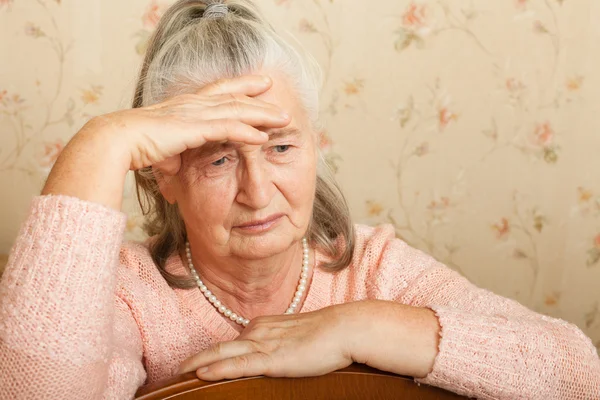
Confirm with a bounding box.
[186,125,303,161]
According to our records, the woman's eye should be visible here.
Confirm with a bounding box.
[274,145,290,153]
[211,157,227,166]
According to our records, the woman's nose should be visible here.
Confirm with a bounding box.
[235,159,275,210]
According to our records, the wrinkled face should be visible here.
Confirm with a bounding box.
[160,72,318,260]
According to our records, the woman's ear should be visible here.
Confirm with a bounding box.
[153,168,177,205]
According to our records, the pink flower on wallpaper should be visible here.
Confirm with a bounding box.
[0,0,13,9]
[544,292,561,306]
[135,1,169,55]
[414,142,429,157]
[402,3,428,29]
[142,0,166,29]
[427,197,451,211]
[566,75,584,92]
[24,22,45,38]
[574,187,599,217]
[318,131,333,152]
[533,20,549,34]
[38,140,65,174]
[317,131,341,172]
[515,0,529,10]
[366,200,384,217]
[506,78,526,93]
[435,88,458,131]
[594,234,600,248]
[533,122,554,147]
[577,187,593,204]
[10,93,24,105]
[126,215,146,235]
[492,218,510,239]
[0,90,25,109]
[587,234,600,266]
[80,85,104,105]
[343,79,365,96]
[438,107,458,130]
[298,18,317,33]
[395,2,432,52]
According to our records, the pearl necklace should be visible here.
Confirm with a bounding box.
[185,237,310,327]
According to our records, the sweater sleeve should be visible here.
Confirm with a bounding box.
[361,225,600,400]
[0,195,147,399]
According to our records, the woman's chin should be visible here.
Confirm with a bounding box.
[228,230,299,260]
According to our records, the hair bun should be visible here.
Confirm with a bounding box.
[204,2,228,19]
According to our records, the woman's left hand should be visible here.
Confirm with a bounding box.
[177,304,356,381]
[177,300,440,381]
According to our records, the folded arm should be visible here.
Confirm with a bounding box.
[0,196,146,399]
[363,229,600,399]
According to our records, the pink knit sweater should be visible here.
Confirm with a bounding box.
[1,195,599,399]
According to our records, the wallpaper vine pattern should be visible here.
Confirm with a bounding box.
[0,0,599,351]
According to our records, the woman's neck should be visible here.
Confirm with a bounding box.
[184,240,312,323]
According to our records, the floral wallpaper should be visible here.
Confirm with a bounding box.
[1,0,599,351]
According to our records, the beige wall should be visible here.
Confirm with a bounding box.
[1,0,599,350]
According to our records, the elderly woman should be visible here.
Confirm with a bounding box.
[1,0,599,399]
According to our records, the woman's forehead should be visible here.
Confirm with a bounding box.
[184,125,305,161]
[255,70,304,118]
[186,126,290,153]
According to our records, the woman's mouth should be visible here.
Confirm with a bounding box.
[234,214,284,233]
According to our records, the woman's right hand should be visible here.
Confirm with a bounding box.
[95,75,290,176]
[42,75,289,209]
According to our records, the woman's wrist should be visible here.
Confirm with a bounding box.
[41,117,132,210]
[342,300,440,378]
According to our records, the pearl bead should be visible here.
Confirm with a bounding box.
[186,237,310,326]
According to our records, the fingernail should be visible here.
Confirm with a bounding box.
[262,76,272,84]
[196,367,209,375]
[281,112,289,120]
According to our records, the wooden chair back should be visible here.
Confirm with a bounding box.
[135,364,467,400]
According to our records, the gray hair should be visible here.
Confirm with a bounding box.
[132,0,355,288]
